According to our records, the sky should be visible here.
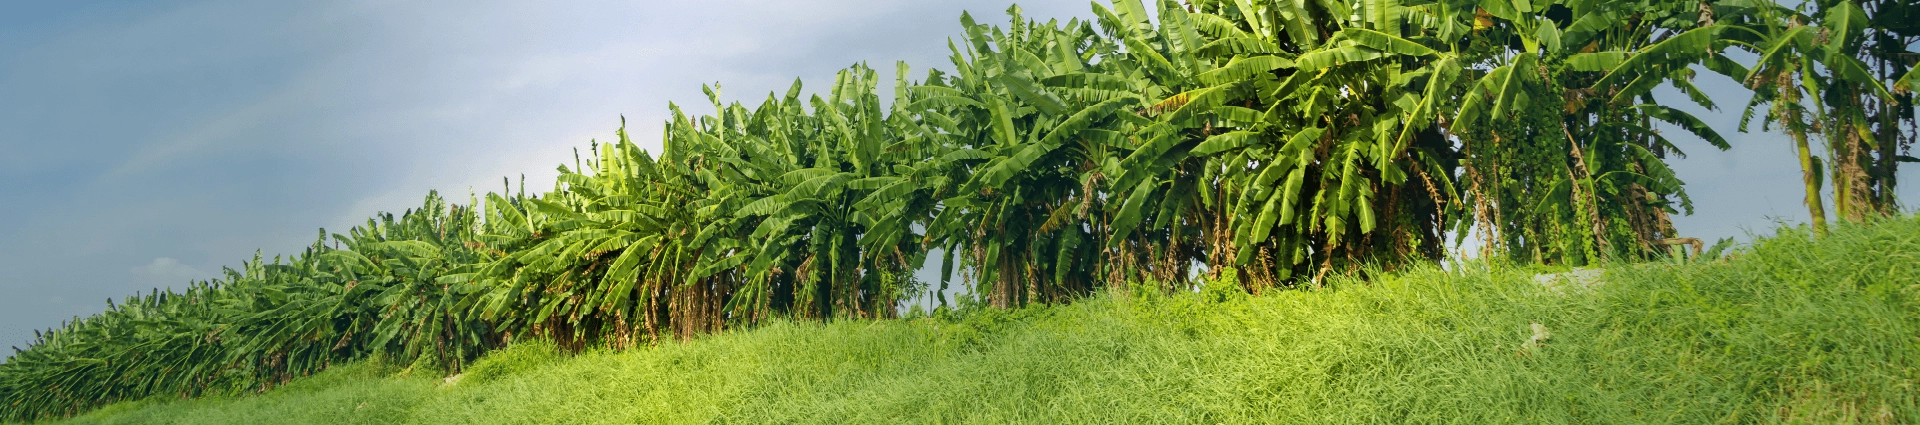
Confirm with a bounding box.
[0,0,1913,352]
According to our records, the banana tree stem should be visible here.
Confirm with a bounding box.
[1792,129,1828,236]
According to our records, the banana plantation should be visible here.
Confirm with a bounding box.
[4,0,1915,421]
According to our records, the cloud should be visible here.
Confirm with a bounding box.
[130,257,209,288]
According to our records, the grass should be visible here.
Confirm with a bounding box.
[28,216,1920,424]
[42,360,436,425]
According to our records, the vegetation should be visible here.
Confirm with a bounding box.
[3,0,1916,421]
[35,215,1920,424]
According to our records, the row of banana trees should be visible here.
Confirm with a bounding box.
[0,194,497,418]
[4,0,1914,421]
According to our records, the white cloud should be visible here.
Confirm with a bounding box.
[130,257,209,288]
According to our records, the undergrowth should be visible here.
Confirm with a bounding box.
[29,216,1920,424]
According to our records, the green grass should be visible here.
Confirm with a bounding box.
[32,217,1920,424]
[42,360,436,425]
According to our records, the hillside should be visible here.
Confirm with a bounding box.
[8,0,1919,421]
[29,217,1920,424]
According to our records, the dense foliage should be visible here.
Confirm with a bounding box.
[4,0,1914,421]
[44,214,1920,424]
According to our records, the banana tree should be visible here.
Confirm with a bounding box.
[721,66,921,320]
[901,8,1146,305]
[1151,0,1465,285]
[1798,0,1915,221]
[1437,0,1741,263]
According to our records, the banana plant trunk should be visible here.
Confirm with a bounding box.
[1791,128,1829,235]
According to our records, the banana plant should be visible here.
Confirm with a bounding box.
[1741,0,1915,227]
[905,8,1148,306]
[718,65,921,321]
[1730,1,1901,233]
[10,1,1909,421]
[0,192,500,421]
[1158,0,1465,285]
[1442,0,1742,263]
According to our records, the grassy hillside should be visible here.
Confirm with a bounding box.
[10,2,1916,421]
[32,217,1920,424]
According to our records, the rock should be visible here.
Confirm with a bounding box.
[1532,267,1602,294]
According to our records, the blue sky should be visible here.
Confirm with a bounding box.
[0,0,1911,351]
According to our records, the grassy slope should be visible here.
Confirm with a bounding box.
[34,217,1920,424]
